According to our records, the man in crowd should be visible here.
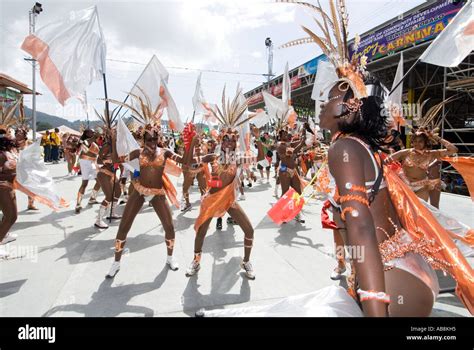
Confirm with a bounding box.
[41,130,52,162]
[50,128,61,164]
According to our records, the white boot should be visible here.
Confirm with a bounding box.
[94,204,109,229]
[107,202,122,220]
[106,261,120,278]
[88,190,99,205]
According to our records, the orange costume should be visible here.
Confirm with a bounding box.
[194,165,237,232]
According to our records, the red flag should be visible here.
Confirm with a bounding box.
[267,188,305,225]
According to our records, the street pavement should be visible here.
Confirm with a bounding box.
[0,162,472,317]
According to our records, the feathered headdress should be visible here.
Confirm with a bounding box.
[93,106,120,134]
[0,98,22,133]
[105,86,166,137]
[209,86,254,132]
[277,0,368,99]
[14,98,30,133]
[413,96,457,132]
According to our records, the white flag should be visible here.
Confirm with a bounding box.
[16,140,69,210]
[419,0,474,67]
[192,73,205,114]
[262,91,287,120]
[160,79,184,132]
[130,55,169,117]
[387,52,404,125]
[116,117,140,172]
[21,6,106,105]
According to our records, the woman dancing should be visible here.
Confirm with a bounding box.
[0,100,22,256]
[180,122,208,212]
[93,109,122,229]
[390,126,457,202]
[185,87,257,280]
[75,129,101,213]
[105,92,185,278]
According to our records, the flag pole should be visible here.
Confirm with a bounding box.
[388,58,420,97]
[102,72,116,223]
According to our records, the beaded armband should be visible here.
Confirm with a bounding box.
[339,182,369,220]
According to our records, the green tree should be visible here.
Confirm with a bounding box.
[36,121,53,131]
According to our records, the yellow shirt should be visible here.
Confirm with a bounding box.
[41,134,51,146]
[50,132,61,146]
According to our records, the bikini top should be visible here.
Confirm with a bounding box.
[402,150,431,172]
[328,136,386,207]
[139,148,166,168]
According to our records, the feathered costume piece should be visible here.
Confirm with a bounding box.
[0,98,22,133]
[277,0,368,98]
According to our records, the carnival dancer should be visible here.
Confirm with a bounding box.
[275,127,306,223]
[93,109,122,229]
[389,125,457,202]
[63,132,80,176]
[185,87,257,280]
[104,91,185,278]
[255,132,273,183]
[75,129,101,213]
[1,99,67,258]
[14,118,39,211]
[0,99,22,255]
[180,122,208,212]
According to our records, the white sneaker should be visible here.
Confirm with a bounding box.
[106,261,120,278]
[1,233,18,245]
[166,255,179,271]
[0,245,10,259]
[239,194,246,201]
[185,260,200,277]
[181,203,192,213]
[240,260,256,280]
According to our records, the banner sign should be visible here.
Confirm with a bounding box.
[272,76,301,96]
[349,1,464,62]
[297,54,328,77]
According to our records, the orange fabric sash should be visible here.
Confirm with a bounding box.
[162,173,179,208]
[164,159,182,177]
[442,156,474,201]
[194,179,236,232]
[13,179,68,211]
[384,165,474,314]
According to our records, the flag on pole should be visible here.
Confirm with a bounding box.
[192,73,206,115]
[21,6,106,105]
[192,73,216,123]
[387,52,405,127]
[159,79,184,132]
[130,55,169,119]
[116,117,140,172]
[419,0,474,67]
